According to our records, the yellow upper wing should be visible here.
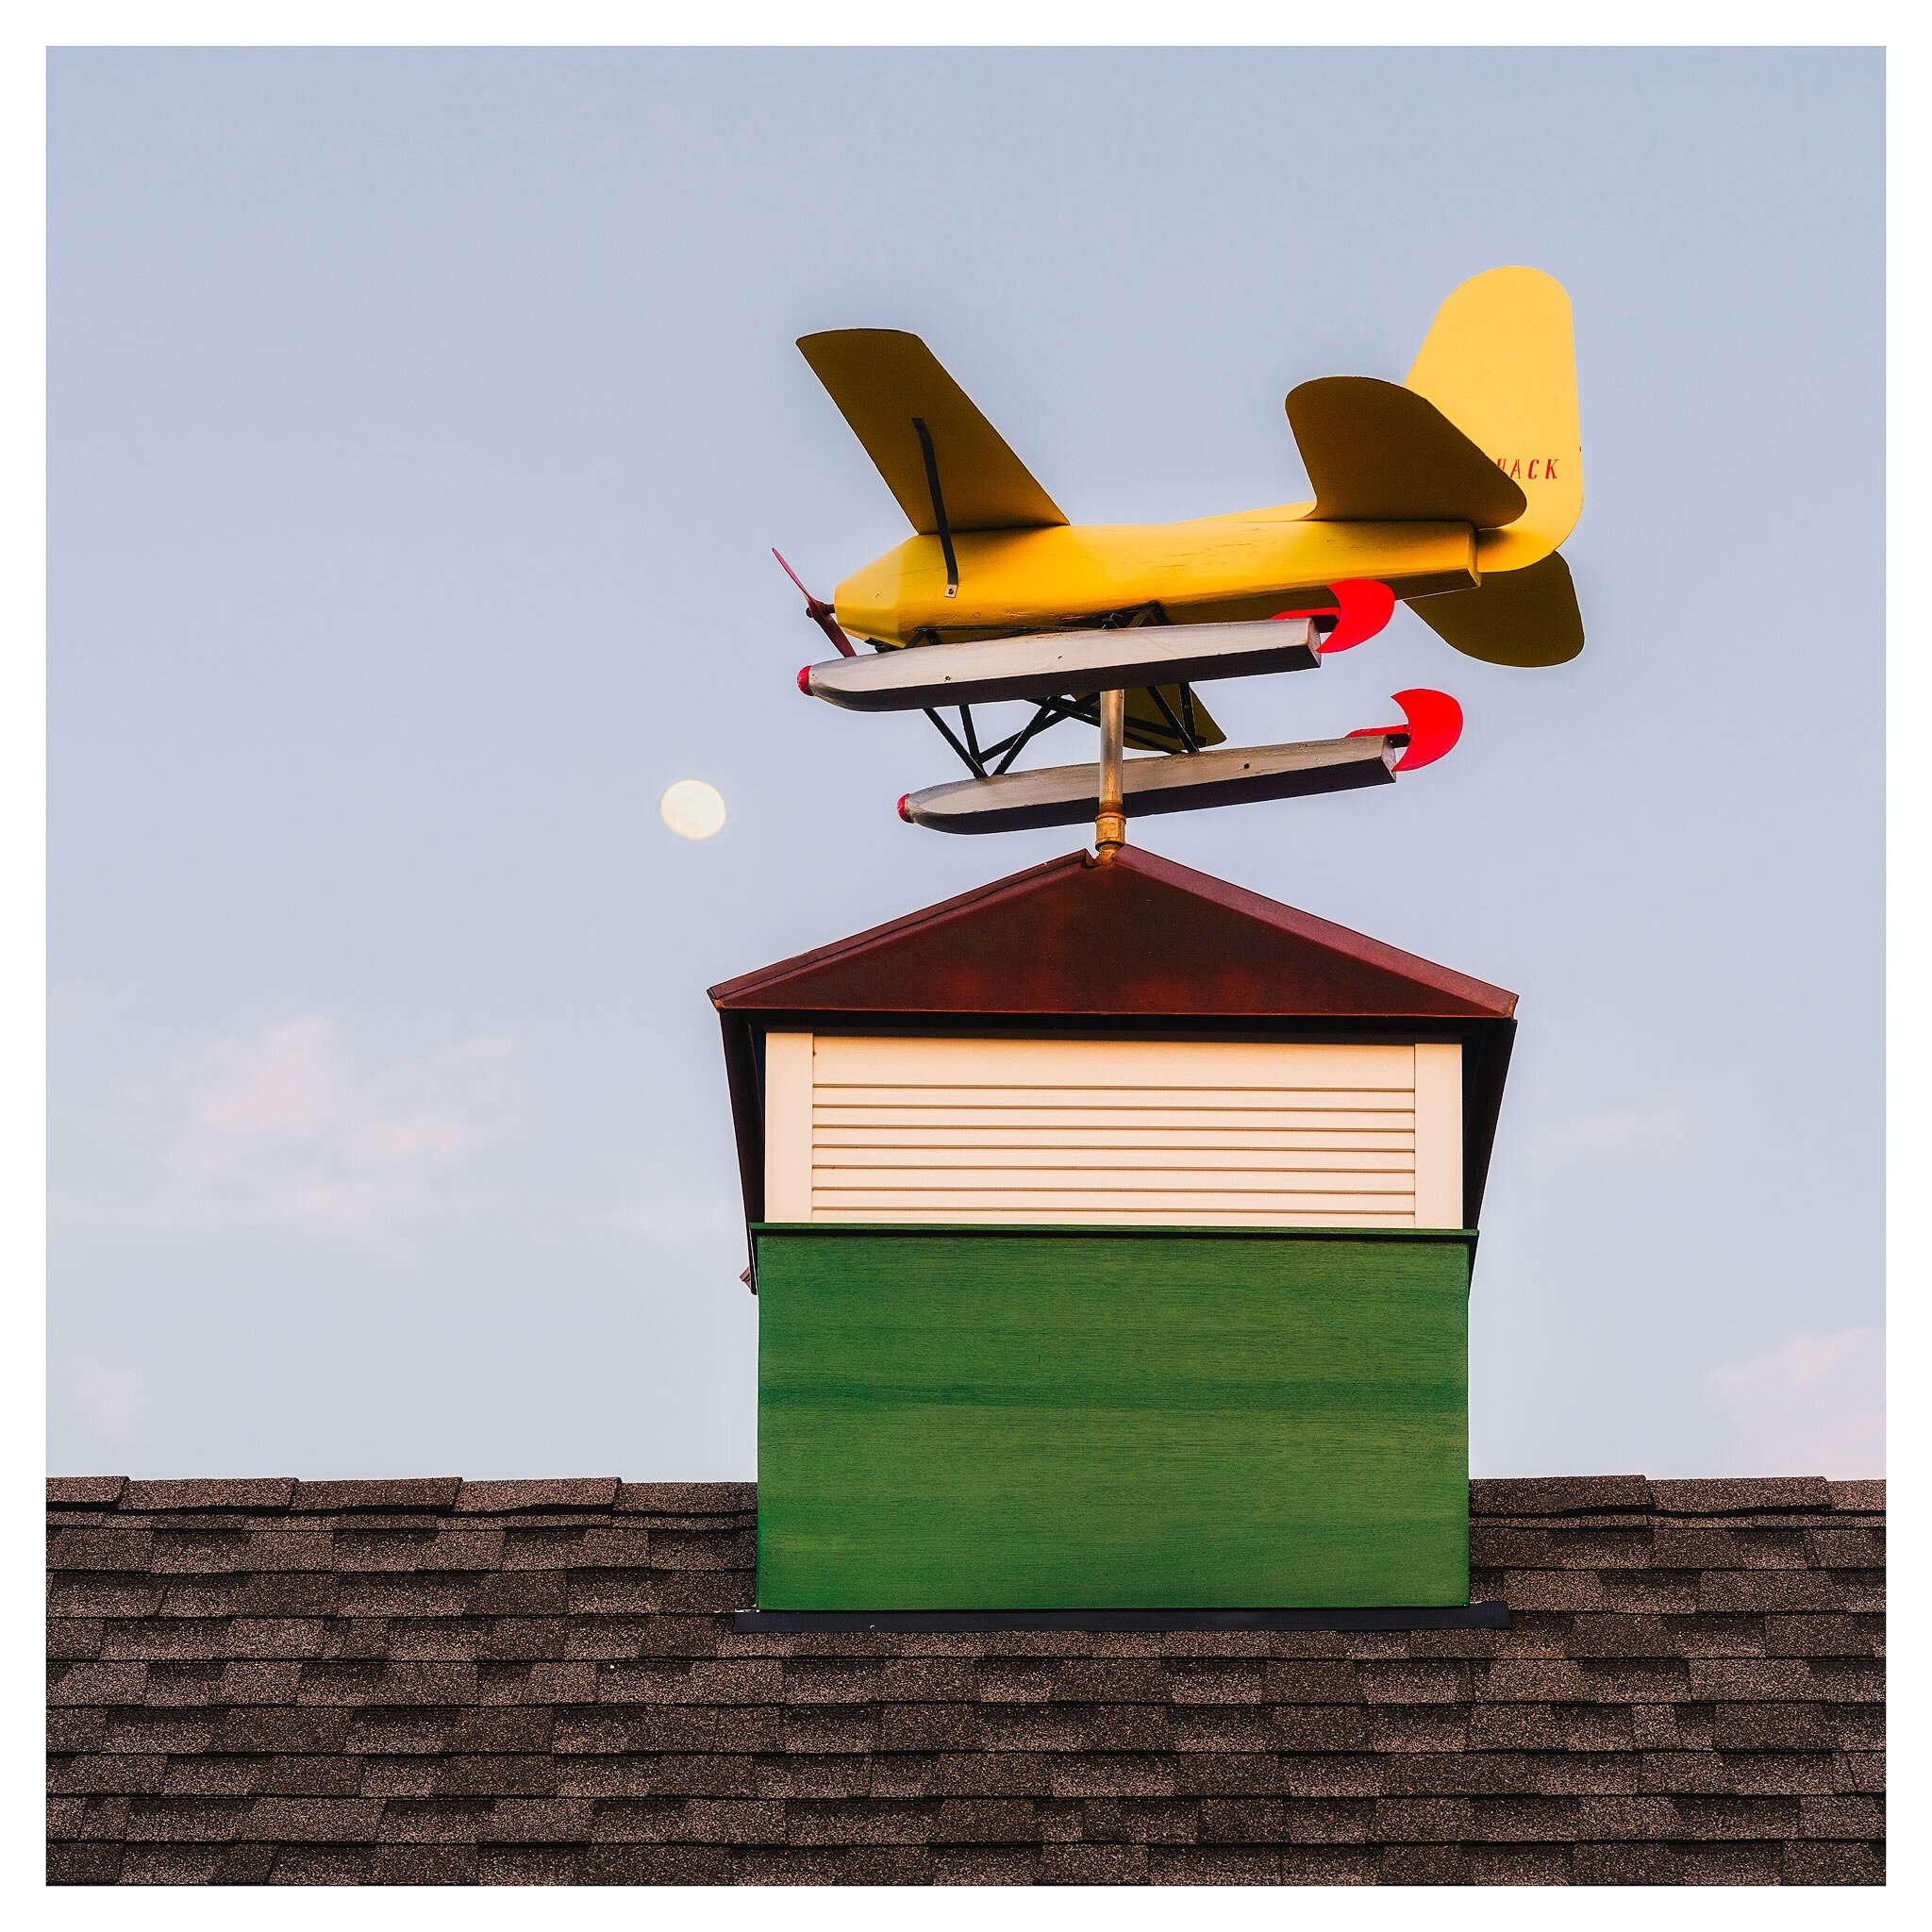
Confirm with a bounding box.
[1286,376,1526,529]
[798,329,1068,534]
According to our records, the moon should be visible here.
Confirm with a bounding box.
[659,778,727,841]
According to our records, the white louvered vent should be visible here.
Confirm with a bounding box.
[762,1034,1463,1229]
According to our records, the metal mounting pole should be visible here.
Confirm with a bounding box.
[1095,687,1126,859]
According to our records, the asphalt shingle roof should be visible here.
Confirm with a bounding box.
[47,1474,1884,1886]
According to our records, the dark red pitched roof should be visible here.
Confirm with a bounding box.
[708,846,1518,1229]
[710,845,1517,1021]
[47,1474,1885,1886]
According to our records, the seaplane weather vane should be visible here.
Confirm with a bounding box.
[776,266,1582,853]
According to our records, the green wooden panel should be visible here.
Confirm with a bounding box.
[754,1225,1472,1610]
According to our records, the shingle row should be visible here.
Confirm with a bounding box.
[48,1475,1883,1885]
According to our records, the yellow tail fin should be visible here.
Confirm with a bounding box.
[1405,268,1582,573]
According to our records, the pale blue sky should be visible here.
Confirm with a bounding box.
[49,48,1883,1479]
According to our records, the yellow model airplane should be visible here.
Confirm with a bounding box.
[783,266,1583,830]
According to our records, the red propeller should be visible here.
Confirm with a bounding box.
[774,549,856,658]
[1349,688,1463,772]
[1272,578,1396,654]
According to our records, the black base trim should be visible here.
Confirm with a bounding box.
[733,1603,1510,1634]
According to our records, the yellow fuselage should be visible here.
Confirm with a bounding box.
[834,505,1505,645]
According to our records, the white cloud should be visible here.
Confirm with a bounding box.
[1706,1326,1885,1476]
[91,1015,526,1243]
[67,1359,147,1451]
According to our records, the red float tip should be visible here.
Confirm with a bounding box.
[896,794,911,823]
[796,665,811,694]
[1269,579,1394,653]
[1348,688,1463,772]
[1317,579,1397,653]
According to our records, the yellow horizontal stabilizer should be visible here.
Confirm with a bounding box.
[1407,552,1584,668]
[798,329,1068,535]
[1287,375,1526,530]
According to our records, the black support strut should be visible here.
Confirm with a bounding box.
[911,417,959,598]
